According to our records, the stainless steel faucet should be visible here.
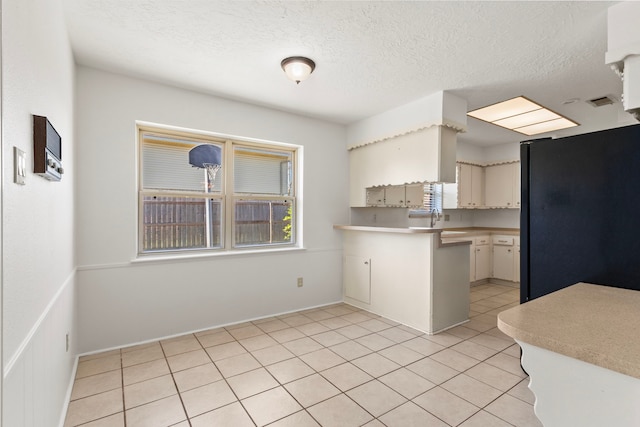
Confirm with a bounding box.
[430,208,440,228]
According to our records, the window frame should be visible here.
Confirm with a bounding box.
[137,123,300,257]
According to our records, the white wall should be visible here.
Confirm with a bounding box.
[457,140,520,164]
[456,141,487,164]
[483,141,521,163]
[75,67,349,353]
[1,0,77,425]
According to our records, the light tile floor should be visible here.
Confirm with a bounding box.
[64,283,542,427]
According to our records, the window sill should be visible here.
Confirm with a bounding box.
[132,245,306,264]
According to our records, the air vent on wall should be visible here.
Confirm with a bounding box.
[587,96,616,107]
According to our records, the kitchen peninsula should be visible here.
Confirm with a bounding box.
[334,225,470,334]
[498,283,640,427]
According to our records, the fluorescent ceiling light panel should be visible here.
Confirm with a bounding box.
[515,117,579,136]
[467,96,578,136]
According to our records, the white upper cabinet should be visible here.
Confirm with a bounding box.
[465,164,485,208]
[365,184,425,208]
[349,127,457,207]
[484,162,520,208]
[383,185,407,207]
[404,184,425,208]
[366,187,386,207]
[485,163,513,208]
[513,163,521,209]
[443,163,484,209]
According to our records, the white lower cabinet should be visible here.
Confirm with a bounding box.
[469,243,476,282]
[341,229,469,333]
[343,255,371,304]
[492,235,516,281]
[474,236,491,281]
[475,245,491,281]
[443,233,520,283]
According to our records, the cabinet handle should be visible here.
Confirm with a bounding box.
[508,249,512,253]
[364,261,369,265]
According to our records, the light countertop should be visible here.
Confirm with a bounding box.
[440,227,520,236]
[333,225,471,248]
[333,225,519,235]
[333,225,440,233]
[498,282,640,379]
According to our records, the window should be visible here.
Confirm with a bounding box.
[422,183,443,212]
[139,125,298,254]
[408,183,443,218]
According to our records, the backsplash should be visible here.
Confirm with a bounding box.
[471,209,520,228]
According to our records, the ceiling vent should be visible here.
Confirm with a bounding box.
[587,96,616,107]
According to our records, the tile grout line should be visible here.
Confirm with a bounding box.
[120,349,127,427]
[159,338,193,427]
[65,283,535,427]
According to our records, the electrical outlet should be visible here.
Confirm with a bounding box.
[297,277,303,287]
[444,214,450,221]
[66,333,70,352]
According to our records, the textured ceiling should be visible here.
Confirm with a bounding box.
[62,0,635,146]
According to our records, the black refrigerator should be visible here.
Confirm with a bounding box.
[520,123,640,303]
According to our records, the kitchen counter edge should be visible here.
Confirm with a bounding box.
[497,282,640,379]
[333,225,471,248]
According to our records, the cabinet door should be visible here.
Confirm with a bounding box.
[405,184,424,208]
[485,164,514,208]
[366,188,385,207]
[344,256,371,304]
[471,165,484,207]
[458,164,470,207]
[384,186,406,207]
[493,245,515,280]
[458,164,474,208]
[451,163,483,208]
[475,245,491,280]
[513,162,521,209]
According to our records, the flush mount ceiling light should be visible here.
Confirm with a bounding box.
[281,56,315,84]
[467,96,579,136]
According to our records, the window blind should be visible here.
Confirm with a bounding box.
[423,183,443,212]
[234,146,292,195]
[142,138,222,192]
